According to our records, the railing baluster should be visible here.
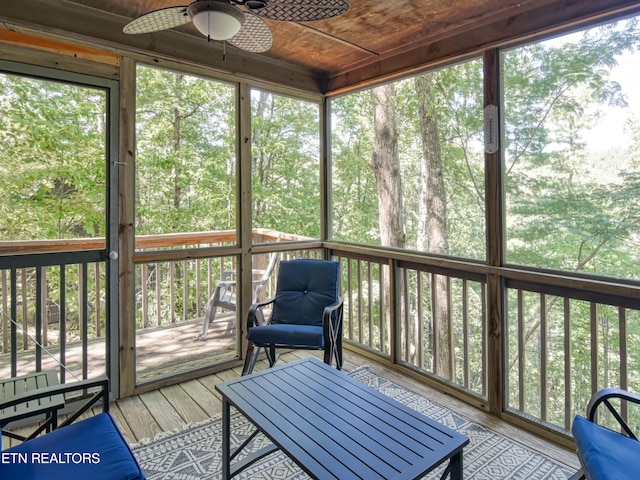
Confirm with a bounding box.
[170,262,176,323]
[367,261,373,349]
[563,297,571,431]
[81,262,88,380]
[142,264,149,328]
[379,261,385,353]
[11,268,18,377]
[462,278,469,389]
[619,307,628,425]
[95,263,101,337]
[182,260,188,323]
[540,293,547,422]
[41,267,48,347]
[518,289,525,412]
[21,269,28,351]
[404,268,411,364]
[430,272,437,371]
[196,259,202,320]
[35,267,43,371]
[590,302,598,396]
[416,271,424,367]
[2,270,7,353]
[60,264,67,383]
[447,276,453,381]
[480,281,486,397]
[156,262,162,326]
[347,258,353,340]
[357,260,363,344]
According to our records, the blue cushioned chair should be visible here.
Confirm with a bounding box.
[571,388,640,480]
[0,376,145,480]
[242,259,344,375]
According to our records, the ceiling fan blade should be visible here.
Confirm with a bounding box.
[123,6,191,34]
[228,13,272,53]
[253,0,350,22]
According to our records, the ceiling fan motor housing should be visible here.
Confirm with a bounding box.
[187,1,245,40]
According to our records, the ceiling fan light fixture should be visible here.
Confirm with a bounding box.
[188,1,245,41]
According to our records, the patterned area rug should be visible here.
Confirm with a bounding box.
[132,367,575,479]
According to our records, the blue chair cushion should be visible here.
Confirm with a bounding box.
[248,324,325,348]
[271,259,339,327]
[572,415,640,480]
[0,412,145,480]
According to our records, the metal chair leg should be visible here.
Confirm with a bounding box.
[242,342,260,375]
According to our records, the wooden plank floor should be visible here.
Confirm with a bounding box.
[1,321,581,474]
[111,349,579,473]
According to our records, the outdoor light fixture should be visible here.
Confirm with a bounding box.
[187,1,245,41]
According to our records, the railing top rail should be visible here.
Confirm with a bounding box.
[0,229,287,256]
[327,241,640,303]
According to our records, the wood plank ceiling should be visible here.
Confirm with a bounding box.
[0,0,638,95]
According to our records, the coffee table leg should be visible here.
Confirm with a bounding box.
[222,398,231,479]
[448,451,463,480]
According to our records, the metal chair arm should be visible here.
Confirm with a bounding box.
[587,388,640,440]
[247,296,276,328]
[0,375,109,411]
[322,296,345,324]
[1,375,110,430]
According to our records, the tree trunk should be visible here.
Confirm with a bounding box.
[415,73,452,379]
[370,84,407,360]
[370,84,405,249]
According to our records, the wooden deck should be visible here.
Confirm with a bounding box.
[1,329,581,474]
[0,315,238,384]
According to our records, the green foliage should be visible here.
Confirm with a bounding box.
[331,91,380,243]
[0,74,107,240]
[135,65,237,234]
[3,14,640,434]
[504,19,640,279]
[251,89,321,238]
[331,60,486,258]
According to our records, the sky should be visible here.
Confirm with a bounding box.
[584,51,640,151]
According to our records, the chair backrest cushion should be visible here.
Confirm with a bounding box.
[271,259,339,326]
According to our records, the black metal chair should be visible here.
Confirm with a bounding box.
[242,259,344,375]
[571,388,640,480]
[0,375,145,479]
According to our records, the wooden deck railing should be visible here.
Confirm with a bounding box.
[0,229,288,381]
[332,248,488,399]
[3,233,640,443]
[328,244,640,443]
[504,277,640,435]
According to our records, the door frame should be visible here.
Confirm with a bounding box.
[0,59,120,396]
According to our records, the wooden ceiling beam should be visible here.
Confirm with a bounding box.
[0,29,120,65]
[324,0,640,96]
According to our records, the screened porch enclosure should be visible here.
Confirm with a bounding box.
[3,229,640,449]
[1,0,640,456]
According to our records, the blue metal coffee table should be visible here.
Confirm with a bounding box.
[216,357,469,479]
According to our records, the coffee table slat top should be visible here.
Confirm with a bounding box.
[216,358,469,480]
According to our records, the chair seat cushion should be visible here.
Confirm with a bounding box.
[572,415,640,480]
[248,324,325,348]
[1,412,145,480]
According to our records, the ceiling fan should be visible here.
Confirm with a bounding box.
[123,0,350,53]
